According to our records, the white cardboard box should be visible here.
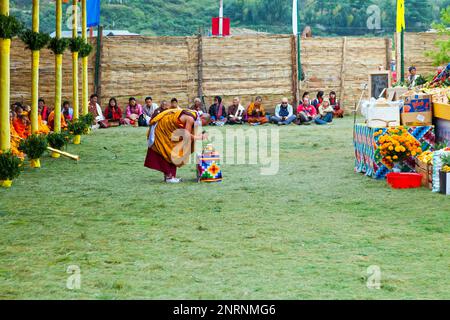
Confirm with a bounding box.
[366,105,400,128]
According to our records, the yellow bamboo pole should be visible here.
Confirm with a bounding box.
[54,0,62,132]
[30,0,39,134]
[81,0,88,115]
[0,1,11,151]
[72,0,79,120]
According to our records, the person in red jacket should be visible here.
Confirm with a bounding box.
[296,97,317,125]
[329,91,344,118]
[38,98,50,122]
[104,97,123,126]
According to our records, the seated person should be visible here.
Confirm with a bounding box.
[47,108,68,131]
[296,97,316,125]
[329,91,344,118]
[406,66,420,89]
[208,96,227,126]
[227,97,246,125]
[431,63,450,87]
[190,98,207,115]
[13,106,31,139]
[62,101,73,122]
[270,98,296,125]
[88,94,106,128]
[38,98,50,122]
[246,96,268,125]
[125,97,143,126]
[142,96,159,124]
[151,100,170,121]
[316,98,334,124]
[170,98,181,109]
[104,97,123,127]
[311,91,324,113]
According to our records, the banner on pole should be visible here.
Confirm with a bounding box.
[87,0,100,27]
[292,0,298,35]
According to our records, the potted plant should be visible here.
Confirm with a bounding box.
[67,118,89,145]
[18,134,48,168]
[46,132,69,158]
[439,154,450,195]
[0,151,22,188]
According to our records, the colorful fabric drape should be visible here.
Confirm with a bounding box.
[354,124,435,179]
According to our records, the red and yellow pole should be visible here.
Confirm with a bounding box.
[0,0,11,151]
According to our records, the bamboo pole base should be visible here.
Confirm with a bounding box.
[73,135,81,145]
[1,180,13,188]
[30,158,41,168]
[51,151,61,158]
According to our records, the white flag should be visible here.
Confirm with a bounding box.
[292,0,298,35]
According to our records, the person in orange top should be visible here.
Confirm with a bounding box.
[13,106,31,139]
[37,114,50,134]
[9,111,25,159]
[246,96,268,125]
[47,110,68,131]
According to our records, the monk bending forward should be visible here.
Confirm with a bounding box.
[144,108,209,183]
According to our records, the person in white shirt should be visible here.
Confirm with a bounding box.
[142,96,159,125]
[227,97,246,125]
[88,94,105,128]
[407,66,420,89]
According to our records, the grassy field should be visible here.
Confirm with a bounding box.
[0,117,449,299]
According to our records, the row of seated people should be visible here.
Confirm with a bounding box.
[96,90,344,128]
[9,90,344,138]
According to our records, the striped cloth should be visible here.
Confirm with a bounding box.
[354,124,435,179]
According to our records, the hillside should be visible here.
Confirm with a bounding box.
[9,0,450,36]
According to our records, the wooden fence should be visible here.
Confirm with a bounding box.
[9,33,444,114]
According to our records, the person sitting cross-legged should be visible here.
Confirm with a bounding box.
[329,91,344,118]
[316,98,334,125]
[296,97,316,125]
[227,97,246,125]
[209,96,227,126]
[270,97,296,125]
[246,96,268,125]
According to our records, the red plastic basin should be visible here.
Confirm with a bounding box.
[386,173,422,189]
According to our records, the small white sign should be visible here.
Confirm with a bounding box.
[416,114,425,122]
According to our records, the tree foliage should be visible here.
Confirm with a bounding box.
[426,6,450,66]
[9,0,450,36]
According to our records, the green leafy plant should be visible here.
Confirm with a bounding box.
[425,6,450,66]
[19,134,48,160]
[79,42,93,58]
[80,113,95,126]
[435,140,449,151]
[47,132,69,150]
[20,29,51,51]
[0,14,23,39]
[0,151,22,180]
[48,37,69,55]
[442,154,450,167]
[69,37,85,53]
[415,75,427,86]
[68,119,89,135]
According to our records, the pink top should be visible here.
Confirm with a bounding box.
[126,104,143,118]
[297,104,317,117]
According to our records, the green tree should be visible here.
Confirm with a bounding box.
[426,6,450,66]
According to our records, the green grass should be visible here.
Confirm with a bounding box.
[0,117,449,299]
